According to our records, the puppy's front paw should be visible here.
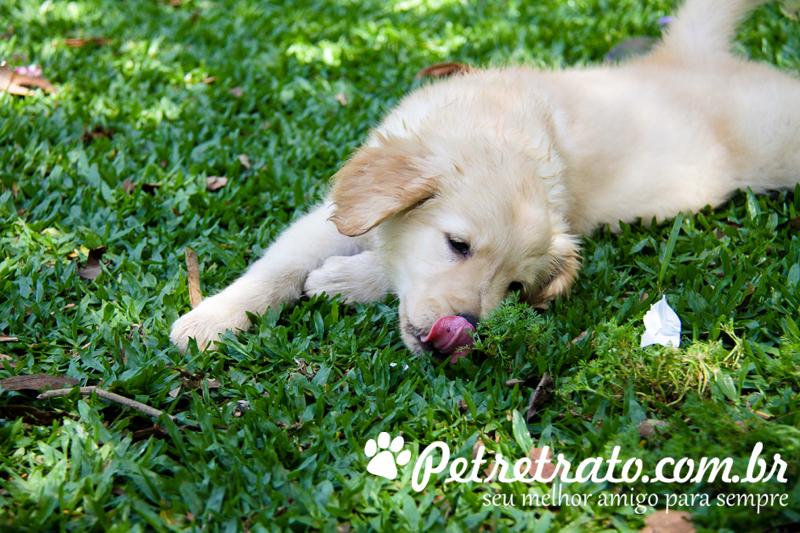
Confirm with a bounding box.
[170,297,251,353]
[304,256,353,300]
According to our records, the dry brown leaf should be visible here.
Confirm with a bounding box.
[237,154,252,169]
[229,86,244,98]
[483,461,496,481]
[64,37,112,48]
[0,354,11,360]
[639,510,695,533]
[122,179,162,196]
[82,125,114,142]
[1,373,80,392]
[525,372,553,421]
[122,178,136,194]
[472,437,490,459]
[415,62,474,80]
[202,76,217,84]
[0,405,78,425]
[78,246,107,280]
[789,215,800,231]
[0,62,56,95]
[637,419,670,438]
[527,447,559,481]
[335,92,348,105]
[206,176,228,191]
[0,335,18,342]
[736,283,756,311]
[184,247,203,308]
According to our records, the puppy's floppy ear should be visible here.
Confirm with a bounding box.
[329,137,436,237]
[527,232,582,306]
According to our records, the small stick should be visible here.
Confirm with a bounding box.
[185,247,203,308]
[37,386,175,421]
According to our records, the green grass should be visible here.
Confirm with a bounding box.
[1,0,800,531]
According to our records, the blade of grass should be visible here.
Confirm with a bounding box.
[659,212,684,288]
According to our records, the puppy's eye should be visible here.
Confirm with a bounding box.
[447,235,470,256]
[508,281,523,293]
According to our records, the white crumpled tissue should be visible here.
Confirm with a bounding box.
[641,296,681,348]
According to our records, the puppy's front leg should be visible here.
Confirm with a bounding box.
[304,251,392,303]
[170,202,365,352]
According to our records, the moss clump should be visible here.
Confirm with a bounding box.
[559,321,744,405]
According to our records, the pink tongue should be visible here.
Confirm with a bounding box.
[421,316,475,363]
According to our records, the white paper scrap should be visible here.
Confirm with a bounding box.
[641,296,681,347]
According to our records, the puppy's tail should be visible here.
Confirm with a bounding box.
[653,0,768,63]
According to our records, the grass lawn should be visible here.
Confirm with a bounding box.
[1,0,800,531]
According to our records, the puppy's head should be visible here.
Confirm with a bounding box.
[330,133,580,358]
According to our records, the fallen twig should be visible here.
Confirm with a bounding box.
[185,247,203,308]
[37,386,175,421]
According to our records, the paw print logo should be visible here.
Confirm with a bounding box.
[365,432,412,480]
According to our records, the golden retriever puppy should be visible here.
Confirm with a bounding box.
[171,0,800,360]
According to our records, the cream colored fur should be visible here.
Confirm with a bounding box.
[171,0,800,354]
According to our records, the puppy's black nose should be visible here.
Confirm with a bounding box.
[458,314,480,329]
